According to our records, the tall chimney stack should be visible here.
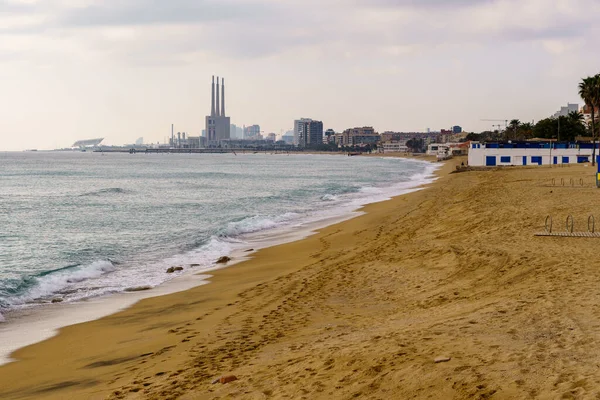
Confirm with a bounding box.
[211,76,215,117]
[221,77,225,117]
[216,76,220,117]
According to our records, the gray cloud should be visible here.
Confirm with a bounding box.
[354,0,494,8]
[59,0,278,26]
[0,0,596,66]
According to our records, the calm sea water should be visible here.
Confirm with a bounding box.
[0,152,436,321]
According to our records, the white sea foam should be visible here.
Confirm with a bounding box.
[8,261,116,306]
[1,156,440,318]
[321,194,339,201]
[222,213,300,237]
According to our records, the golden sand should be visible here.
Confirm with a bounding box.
[2,158,600,399]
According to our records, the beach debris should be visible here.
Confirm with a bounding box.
[434,356,451,363]
[216,256,231,264]
[51,298,63,303]
[245,249,254,252]
[190,264,200,267]
[125,286,152,292]
[166,266,184,273]
[212,375,238,384]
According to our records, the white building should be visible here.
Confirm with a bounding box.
[426,143,450,156]
[282,131,295,145]
[468,142,597,166]
[382,141,409,153]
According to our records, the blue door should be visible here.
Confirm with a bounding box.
[553,156,558,165]
[486,156,496,166]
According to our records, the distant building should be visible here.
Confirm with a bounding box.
[244,125,261,140]
[205,76,231,146]
[266,133,277,142]
[334,127,380,146]
[187,136,201,148]
[230,124,240,139]
[382,141,409,153]
[72,138,104,149]
[296,119,324,147]
[553,103,579,118]
[294,118,315,146]
[324,129,336,144]
[282,131,295,145]
[135,137,144,146]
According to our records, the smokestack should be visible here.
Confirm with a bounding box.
[171,124,174,147]
[211,76,215,117]
[221,77,225,117]
[177,132,181,148]
[216,76,220,117]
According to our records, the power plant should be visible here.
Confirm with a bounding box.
[205,76,230,145]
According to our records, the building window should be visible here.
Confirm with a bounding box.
[500,156,511,163]
[531,156,542,165]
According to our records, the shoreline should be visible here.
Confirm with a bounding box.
[10,156,600,398]
[0,156,440,368]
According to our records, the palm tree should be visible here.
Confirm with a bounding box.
[579,75,600,166]
[508,119,521,140]
[568,111,584,124]
[519,122,534,140]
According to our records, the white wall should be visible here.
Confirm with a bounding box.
[468,144,596,166]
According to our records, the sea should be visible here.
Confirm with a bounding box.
[0,151,437,361]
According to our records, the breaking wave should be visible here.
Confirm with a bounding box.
[220,213,300,238]
[0,261,116,306]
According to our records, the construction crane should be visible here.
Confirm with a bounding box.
[481,119,508,130]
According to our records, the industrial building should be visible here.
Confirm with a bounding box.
[205,76,231,146]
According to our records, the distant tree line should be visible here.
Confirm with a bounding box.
[468,74,600,146]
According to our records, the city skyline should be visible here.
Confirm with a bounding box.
[1,0,599,150]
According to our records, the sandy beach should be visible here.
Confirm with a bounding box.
[3,157,600,399]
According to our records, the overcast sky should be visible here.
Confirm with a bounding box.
[1,0,599,150]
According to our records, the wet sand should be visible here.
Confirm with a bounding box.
[3,158,600,399]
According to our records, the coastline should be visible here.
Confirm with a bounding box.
[6,157,600,399]
[0,156,440,368]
